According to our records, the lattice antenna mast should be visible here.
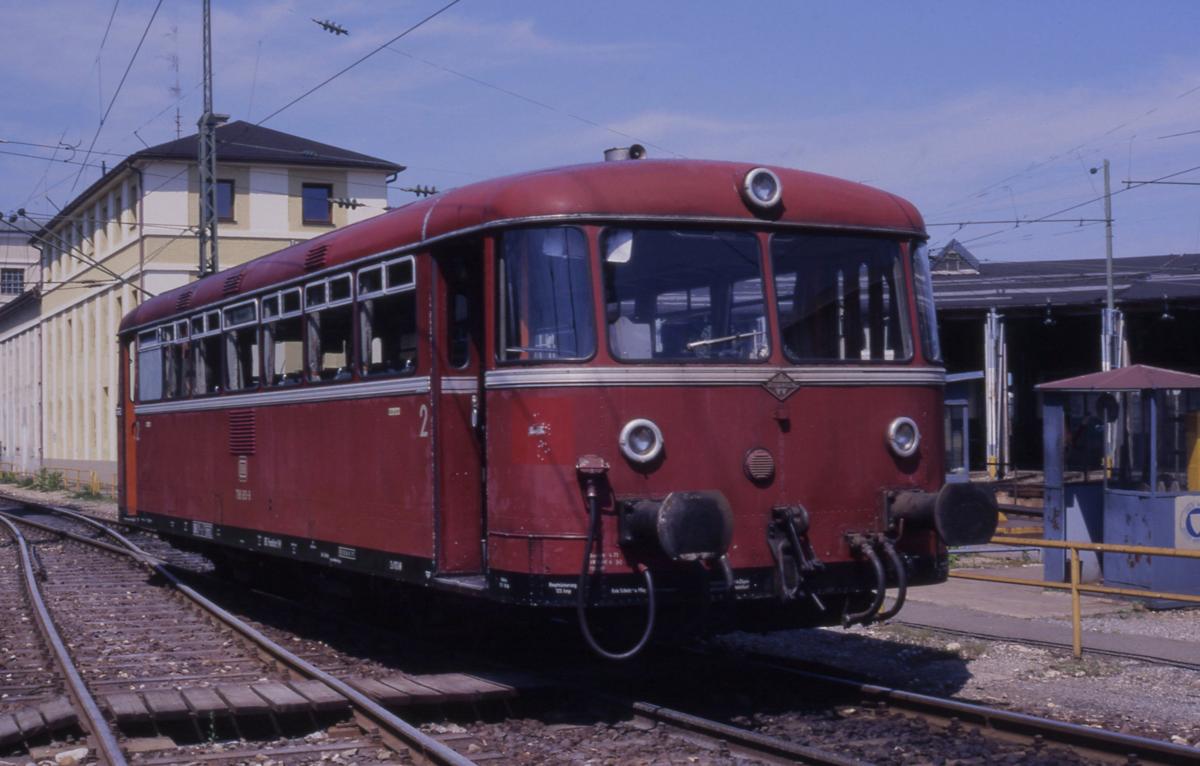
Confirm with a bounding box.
[197,0,227,276]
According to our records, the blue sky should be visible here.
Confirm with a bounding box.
[4,0,1200,263]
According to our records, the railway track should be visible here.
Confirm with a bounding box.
[692,648,1200,765]
[5,497,1198,764]
[0,500,476,765]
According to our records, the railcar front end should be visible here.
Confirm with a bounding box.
[483,221,997,658]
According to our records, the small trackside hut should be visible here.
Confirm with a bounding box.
[117,153,998,659]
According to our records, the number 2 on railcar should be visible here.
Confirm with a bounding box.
[118,152,998,659]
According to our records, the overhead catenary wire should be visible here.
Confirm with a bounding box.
[255,0,464,126]
[927,161,1200,255]
[71,0,166,194]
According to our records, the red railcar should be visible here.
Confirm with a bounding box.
[118,155,996,658]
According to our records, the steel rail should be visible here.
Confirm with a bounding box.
[630,701,868,766]
[0,505,477,766]
[890,618,1200,673]
[737,651,1200,765]
[0,515,128,766]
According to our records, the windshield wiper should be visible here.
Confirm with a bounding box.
[686,330,763,351]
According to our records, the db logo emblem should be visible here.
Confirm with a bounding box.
[1187,507,1200,540]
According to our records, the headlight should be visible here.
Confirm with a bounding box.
[887,417,920,458]
[742,167,782,209]
[619,418,664,463]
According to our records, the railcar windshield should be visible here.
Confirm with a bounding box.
[602,228,767,362]
[911,242,943,363]
[772,234,912,363]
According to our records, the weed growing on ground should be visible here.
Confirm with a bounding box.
[31,469,65,491]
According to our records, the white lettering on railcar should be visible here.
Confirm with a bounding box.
[235,489,252,502]
[388,406,401,417]
[192,521,213,540]
[497,576,511,590]
[549,580,577,595]
[261,536,282,550]
[387,560,404,572]
[337,546,357,561]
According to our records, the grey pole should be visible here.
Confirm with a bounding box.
[1092,159,1115,371]
[197,0,225,276]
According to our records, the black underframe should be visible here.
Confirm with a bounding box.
[123,509,944,608]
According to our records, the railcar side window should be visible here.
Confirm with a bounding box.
[192,311,222,394]
[359,257,418,377]
[602,228,767,362]
[772,235,913,363]
[223,301,260,391]
[136,329,163,402]
[497,227,594,362]
[306,274,355,382]
[912,243,943,363]
[264,289,304,386]
[165,321,190,399]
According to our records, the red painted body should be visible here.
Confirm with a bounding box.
[118,159,952,630]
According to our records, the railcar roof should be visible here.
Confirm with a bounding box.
[120,159,925,333]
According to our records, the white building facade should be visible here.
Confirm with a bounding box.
[0,121,402,482]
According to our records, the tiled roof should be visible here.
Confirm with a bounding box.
[134,121,404,173]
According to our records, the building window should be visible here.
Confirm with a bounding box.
[302,183,333,224]
[0,268,23,295]
[217,179,235,222]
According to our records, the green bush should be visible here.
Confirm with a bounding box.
[0,471,17,484]
[32,469,64,492]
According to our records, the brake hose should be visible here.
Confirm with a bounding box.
[576,491,656,660]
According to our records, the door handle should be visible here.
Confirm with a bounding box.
[470,393,480,430]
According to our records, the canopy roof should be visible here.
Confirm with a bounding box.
[1036,364,1200,392]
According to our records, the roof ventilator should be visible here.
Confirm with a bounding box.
[305,244,328,272]
[221,271,245,297]
[174,290,193,312]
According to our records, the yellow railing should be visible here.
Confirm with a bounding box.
[952,535,1200,658]
[0,462,117,499]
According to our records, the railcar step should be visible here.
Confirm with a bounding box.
[431,574,488,592]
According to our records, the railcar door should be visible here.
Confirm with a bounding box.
[119,338,138,514]
[432,242,486,574]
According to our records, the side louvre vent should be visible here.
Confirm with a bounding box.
[222,271,245,296]
[304,244,328,272]
[228,409,256,455]
[174,290,193,312]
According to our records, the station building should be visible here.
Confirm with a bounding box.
[0,221,41,469]
[0,121,402,481]
[932,240,1200,477]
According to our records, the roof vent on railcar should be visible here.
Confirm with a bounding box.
[604,144,646,161]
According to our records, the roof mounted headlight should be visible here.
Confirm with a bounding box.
[619,418,664,464]
[887,417,920,458]
[742,167,782,210]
